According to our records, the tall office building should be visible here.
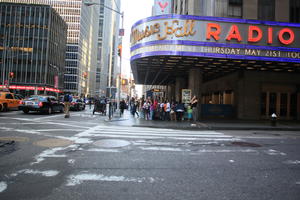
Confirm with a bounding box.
[0,2,67,96]
[1,0,100,97]
[95,0,121,98]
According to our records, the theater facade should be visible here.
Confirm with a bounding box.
[130,15,300,120]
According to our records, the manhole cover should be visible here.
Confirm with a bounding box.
[231,141,262,147]
[94,139,131,148]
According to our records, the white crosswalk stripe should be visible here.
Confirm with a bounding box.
[83,125,239,142]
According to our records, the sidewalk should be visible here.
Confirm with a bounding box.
[109,110,300,131]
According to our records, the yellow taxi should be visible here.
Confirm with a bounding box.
[0,91,21,111]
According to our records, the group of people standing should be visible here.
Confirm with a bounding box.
[128,95,198,122]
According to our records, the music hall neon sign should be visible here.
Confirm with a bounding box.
[131,18,299,47]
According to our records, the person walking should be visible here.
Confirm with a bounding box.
[120,99,126,117]
[131,101,139,118]
[64,93,73,118]
[88,98,92,109]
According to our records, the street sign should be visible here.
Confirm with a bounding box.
[119,28,124,36]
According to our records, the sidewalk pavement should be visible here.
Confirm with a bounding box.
[108,110,300,131]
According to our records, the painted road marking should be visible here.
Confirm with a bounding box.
[66,173,163,186]
[0,182,7,193]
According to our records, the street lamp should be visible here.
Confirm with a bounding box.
[84,0,124,116]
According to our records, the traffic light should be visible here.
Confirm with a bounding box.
[9,72,14,78]
[121,78,128,85]
[83,72,88,78]
[117,44,122,57]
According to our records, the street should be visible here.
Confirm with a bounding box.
[0,109,300,200]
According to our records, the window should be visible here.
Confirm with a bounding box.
[290,0,300,23]
[6,94,13,99]
[258,0,275,21]
[228,0,242,18]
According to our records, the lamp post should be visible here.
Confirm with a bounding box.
[84,0,124,116]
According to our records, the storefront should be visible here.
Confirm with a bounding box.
[0,85,62,97]
[130,14,300,120]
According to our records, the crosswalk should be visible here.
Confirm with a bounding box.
[75,125,253,154]
[77,125,239,143]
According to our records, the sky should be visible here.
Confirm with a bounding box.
[120,0,154,96]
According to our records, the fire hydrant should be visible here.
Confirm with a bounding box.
[271,113,277,126]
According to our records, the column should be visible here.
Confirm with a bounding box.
[188,68,202,120]
[236,72,261,120]
[188,68,202,97]
[175,77,185,102]
[167,84,175,102]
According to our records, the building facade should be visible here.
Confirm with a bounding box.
[131,0,300,120]
[95,0,121,98]
[1,0,100,97]
[0,2,67,96]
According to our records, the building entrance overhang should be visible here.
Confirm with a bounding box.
[130,15,300,85]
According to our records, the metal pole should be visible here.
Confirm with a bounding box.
[117,12,124,116]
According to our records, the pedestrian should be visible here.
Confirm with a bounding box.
[170,101,177,121]
[120,99,126,116]
[160,101,165,120]
[191,95,198,121]
[143,100,150,120]
[131,101,139,118]
[88,98,92,109]
[164,100,171,121]
[175,101,185,121]
[150,101,154,120]
[187,104,193,121]
[64,93,73,118]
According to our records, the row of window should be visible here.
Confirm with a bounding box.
[64,82,77,90]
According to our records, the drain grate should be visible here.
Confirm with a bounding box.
[231,141,262,147]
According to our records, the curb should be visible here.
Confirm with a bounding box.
[132,124,300,131]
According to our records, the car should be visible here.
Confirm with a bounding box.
[14,94,24,100]
[0,91,21,111]
[19,95,64,114]
[70,98,85,111]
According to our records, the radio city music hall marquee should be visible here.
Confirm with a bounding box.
[130,15,300,62]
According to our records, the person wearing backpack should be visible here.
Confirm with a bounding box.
[64,93,73,118]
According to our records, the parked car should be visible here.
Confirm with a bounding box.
[70,98,85,111]
[14,94,24,100]
[19,95,64,114]
[0,91,21,111]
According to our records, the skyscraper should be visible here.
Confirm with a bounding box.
[0,2,67,96]
[95,0,121,98]
[1,0,100,97]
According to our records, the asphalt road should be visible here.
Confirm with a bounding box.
[0,108,300,200]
